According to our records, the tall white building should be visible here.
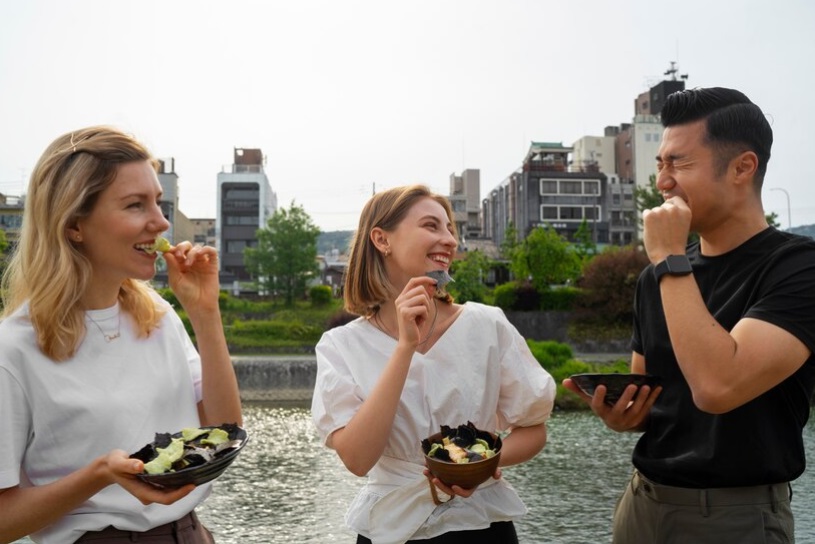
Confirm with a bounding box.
[216,148,277,285]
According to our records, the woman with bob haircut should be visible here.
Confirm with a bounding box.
[0,126,242,543]
[312,184,556,543]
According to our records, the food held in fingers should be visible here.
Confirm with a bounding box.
[425,269,454,290]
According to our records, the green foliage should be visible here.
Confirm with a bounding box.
[492,282,518,310]
[540,286,581,311]
[574,246,649,326]
[525,339,632,410]
[225,318,323,351]
[634,174,663,221]
[0,229,7,255]
[766,212,781,229]
[511,225,581,291]
[244,202,321,306]
[157,288,180,309]
[500,222,520,261]
[449,250,491,303]
[573,218,597,265]
[309,284,333,306]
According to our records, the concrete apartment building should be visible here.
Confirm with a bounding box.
[483,142,611,247]
[0,193,24,255]
[156,158,195,246]
[216,148,277,287]
[448,168,481,242]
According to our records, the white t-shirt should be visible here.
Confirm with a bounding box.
[311,302,556,542]
[0,294,210,544]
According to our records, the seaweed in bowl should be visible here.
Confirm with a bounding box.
[129,423,247,488]
[422,422,502,490]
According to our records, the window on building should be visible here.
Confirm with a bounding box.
[561,181,582,194]
[540,180,558,194]
[226,240,248,253]
[584,206,599,220]
[560,207,582,220]
[583,181,599,194]
[541,206,558,220]
[612,194,621,205]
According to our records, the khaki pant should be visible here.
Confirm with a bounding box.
[75,511,215,543]
[613,470,794,544]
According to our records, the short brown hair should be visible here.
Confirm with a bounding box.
[343,185,456,315]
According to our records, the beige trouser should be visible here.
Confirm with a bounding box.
[613,470,794,544]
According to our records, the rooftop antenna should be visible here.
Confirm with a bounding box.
[664,61,689,82]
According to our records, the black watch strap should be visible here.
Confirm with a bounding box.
[654,255,692,282]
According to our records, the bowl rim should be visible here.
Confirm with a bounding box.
[132,424,248,486]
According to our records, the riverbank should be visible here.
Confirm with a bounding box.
[232,352,629,402]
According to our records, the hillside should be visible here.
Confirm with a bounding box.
[788,224,815,239]
[318,230,353,255]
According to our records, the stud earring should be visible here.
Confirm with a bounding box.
[384,248,391,257]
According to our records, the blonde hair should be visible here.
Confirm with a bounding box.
[343,184,456,316]
[1,126,166,361]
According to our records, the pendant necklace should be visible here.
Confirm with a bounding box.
[372,298,438,346]
[86,312,121,342]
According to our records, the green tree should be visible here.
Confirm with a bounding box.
[0,229,8,282]
[573,218,597,265]
[449,249,491,303]
[633,174,663,222]
[244,202,321,306]
[766,211,781,229]
[500,222,520,260]
[512,225,581,292]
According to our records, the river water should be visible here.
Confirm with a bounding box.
[14,403,815,543]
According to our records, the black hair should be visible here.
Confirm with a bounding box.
[660,87,773,183]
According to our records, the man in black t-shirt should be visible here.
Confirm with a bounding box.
[564,87,815,544]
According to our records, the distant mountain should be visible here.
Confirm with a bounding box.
[318,230,353,256]
[788,224,815,239]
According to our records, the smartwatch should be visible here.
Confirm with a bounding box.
[654,255,693,282]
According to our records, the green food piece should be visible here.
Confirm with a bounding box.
[143,438,184,474]
[181,427,209,441]
[153,237,171,253]
[201,428,229,446]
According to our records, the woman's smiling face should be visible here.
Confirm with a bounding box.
[73,160,171,306]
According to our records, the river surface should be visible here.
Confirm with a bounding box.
[14,403,815,543]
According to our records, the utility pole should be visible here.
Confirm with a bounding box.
[770,187,791,229]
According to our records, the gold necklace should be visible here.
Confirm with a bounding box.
[86,312,121,342]
[372,299,439,346]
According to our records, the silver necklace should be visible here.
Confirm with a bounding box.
[86,312,121,342]
[372,298,439,346]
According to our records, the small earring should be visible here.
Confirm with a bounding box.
[384,248,391,257]
[74,235,82,242]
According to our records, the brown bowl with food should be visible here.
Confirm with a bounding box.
[421,422,502,491]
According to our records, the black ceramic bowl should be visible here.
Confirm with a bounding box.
[130,424,248,488]
[570,373,661,405]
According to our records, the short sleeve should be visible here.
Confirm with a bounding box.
[157,294,203,403]
[0,368,30,489]
[311,333,363,446]
[494,312,556,431]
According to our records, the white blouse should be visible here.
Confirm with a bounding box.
[312,302,556,543]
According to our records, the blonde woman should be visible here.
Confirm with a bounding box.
[312,185,556,543]
[0,126,241,543]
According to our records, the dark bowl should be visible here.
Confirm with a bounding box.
[130,425,248,488]
[570,373,661,405]
[422,431,502,490]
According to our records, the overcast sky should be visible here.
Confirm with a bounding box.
[1,0,813,232]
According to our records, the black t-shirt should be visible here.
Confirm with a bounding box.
[631,227,815,488]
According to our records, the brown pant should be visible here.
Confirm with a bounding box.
[613,470,794,544]
[75,511,215,543]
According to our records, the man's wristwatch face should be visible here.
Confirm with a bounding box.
[654,255,693,282]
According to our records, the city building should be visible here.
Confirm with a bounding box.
[0,193,24,254]
[156,158,195,245]
[216,148,277,287]
[448,168,482,242]
[190,218,216,247]
[483,142,611,247]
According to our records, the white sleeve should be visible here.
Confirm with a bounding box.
[310,332,363,446]
[0,367,29,489]
[495,311,557,430]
